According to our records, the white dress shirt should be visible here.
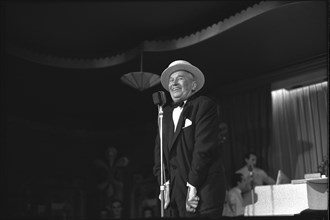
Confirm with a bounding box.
[223,187,245,216]
[172,101,186,131]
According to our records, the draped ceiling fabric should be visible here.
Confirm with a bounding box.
[6,1,288,69]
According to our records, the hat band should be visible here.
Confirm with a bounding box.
[170,69,194,77]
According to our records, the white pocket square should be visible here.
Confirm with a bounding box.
[183,118,192,128]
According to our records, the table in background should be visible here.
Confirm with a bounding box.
[244,177,328,216]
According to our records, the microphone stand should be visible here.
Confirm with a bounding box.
[249,169,255,216]
[153,91,166,217]
[157,104,165,218]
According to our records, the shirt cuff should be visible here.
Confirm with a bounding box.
[186,182,196,189]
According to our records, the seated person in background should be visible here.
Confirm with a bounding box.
[142,207,154,218]
[236,151,275,190]
[109,200,123,219]
[222,173,248,216]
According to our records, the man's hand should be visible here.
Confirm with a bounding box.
[186,183,199,213]
[158,181,170,209]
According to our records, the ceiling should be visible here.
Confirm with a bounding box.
[1,0,328,187]
[5,1,262,58]
[3,1,327,133]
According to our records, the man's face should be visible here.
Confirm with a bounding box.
[245,154,257,167]
[238,176,249,191]
[168,70,196,103]
[111,201,123,216]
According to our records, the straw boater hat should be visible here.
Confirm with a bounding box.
[160,60,205,92]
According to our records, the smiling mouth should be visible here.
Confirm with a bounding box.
[171,87,181,92]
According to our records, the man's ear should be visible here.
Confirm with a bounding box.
[192,81,197,91]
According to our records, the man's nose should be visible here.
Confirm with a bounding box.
[173,78,180,84]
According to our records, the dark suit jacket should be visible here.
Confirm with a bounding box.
[154,95,226,216]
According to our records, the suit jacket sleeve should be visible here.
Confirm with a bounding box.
[188,98,220,188]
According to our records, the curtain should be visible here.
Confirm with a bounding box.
[215,85,272,187]
[269,81,328,180]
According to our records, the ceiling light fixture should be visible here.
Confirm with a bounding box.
[120,49,160,91]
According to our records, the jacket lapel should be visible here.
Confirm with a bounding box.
[169,105,190,151]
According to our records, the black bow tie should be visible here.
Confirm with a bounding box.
[171,101,185,108]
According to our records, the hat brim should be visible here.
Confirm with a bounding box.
[160,63,205,92]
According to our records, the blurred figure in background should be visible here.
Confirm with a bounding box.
[236,151,275,189]
[236,151,275,206]
[108,200,123,219]
[222,173,248,216]
[142,207,154,218]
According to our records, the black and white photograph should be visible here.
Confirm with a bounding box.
[1,1,328,219]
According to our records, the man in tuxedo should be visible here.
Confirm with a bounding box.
[153,60,226,218]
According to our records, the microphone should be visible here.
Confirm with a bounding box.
[152,91,166,106]
[248,165,253,177]
[248,164,254,189]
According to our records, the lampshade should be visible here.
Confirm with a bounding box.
[120,49,160,91]
[120,71,160,91]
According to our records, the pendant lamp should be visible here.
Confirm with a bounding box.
[120,51,160,91]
